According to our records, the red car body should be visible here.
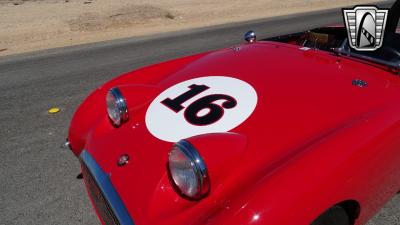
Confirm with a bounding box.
[68,3,400,225]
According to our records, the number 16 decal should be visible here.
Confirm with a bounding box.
[161,84,237,126]
[146,76,257,142]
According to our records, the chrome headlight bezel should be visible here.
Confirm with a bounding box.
[168,140,210,200]
[106,87,129,127]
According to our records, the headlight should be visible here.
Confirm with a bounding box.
[106,87,129,126]
[168,140,210,199]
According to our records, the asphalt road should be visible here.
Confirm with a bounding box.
[1,3,399,225]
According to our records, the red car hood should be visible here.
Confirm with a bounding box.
[83,42,400,225]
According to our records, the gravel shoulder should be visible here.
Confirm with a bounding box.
[0,0,385,56]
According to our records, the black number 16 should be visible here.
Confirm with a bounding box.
[161,84,237,126]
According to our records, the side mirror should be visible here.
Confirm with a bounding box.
[244,30,256,43]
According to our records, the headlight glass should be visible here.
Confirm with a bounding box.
[106,87,128,126]
[168,140,210,199]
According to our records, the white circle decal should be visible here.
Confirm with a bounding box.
[145,76,258,142]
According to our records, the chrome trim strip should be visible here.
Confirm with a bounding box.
[80,150,135,225]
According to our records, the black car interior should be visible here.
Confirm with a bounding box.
[266,0,400,72]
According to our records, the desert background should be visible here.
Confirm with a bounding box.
[0,0,385,56]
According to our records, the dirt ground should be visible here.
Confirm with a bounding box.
[0,0,384,56]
